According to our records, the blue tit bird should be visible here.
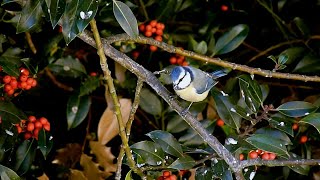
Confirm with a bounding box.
[170,66,228,112]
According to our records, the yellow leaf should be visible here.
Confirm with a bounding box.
[98,98,132,145]
[69,169,87,180]
[80,154,103,180]
[37,173,49,180]
[89,141,117,178]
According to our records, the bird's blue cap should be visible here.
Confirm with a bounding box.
[170,66,185,82]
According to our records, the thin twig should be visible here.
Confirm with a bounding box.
[44,68,74,91]
[89,20,146,179]
[25,32,37,54]
[102,33,320,83]
[240,158,320,168]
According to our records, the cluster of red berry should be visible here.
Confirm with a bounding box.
[246,149,277,160]
[15,116,50,140]
[157,171,177,180]
[169,54,188,66]
[139,20,165,52]
[2,67,37,96]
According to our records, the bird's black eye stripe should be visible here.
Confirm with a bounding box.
[177,71,187,85]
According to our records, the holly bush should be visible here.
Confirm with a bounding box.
[0,0,320,179]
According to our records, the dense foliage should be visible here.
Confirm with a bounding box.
[0,0,320,179]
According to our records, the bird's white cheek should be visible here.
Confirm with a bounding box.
[177,72,191,89]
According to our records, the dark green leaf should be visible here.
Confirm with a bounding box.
[279,47,306,65]
[286,153,310,175]
[245,134,288,156]
[38,129,53,159]
[255,127,292,145]
[0,101,27,124]
[0,48,23,77]
[211,159,233,180]
[20,58,38,75]
[14,140,37,175]
[211,89,241,130]
[0,164,20,180]
[213,24,249,55]
[269,116,294,137]
[194,41,207,54]
[146,130,183,157]
[60,0,80,44]
[67,92,91,129]
[195,167,215,180]
[168,155,195,170]
[243,166,256,180]
[166,114,189,133]
[79,76,101,96]
[276,101,317,117]
[48,56,87,77]
[45,0,66,28]
[238,74,263,112]
[179,119,215,146]
[113,1,138,38]
[293,17,310,37]
[16,0,43,33]
[139,88,162,116]
[293,54,320,73]
[300,113,320,134]
[130,141,165,166]
[77,0,98,33]
[278,54,288,65]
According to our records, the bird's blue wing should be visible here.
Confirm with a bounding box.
[186,66,218,94]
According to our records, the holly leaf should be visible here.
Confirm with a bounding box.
[16,0,43,33]
[66,92,91,129]
[113,1,138,38]
[0,164,20,180]
[14,140,37,175]
[168,155,195,170]
[131,141,165,166]
[38,129,53,159]
[139,88,162,116]
[300,113,320,134]
[276,101,317,117]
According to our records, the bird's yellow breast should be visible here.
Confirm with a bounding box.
[174,85,209,102]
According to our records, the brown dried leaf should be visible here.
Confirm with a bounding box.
[52,143,82,168]
[69,169,87,180]
[37,173,49,180]
[207,96,217,119]
[80,154,103,180]
[188,168,196,180]
[89,141,116,178]
[115,62,126,83]
[98,98,132,145]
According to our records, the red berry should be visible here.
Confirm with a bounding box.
[249,151,258,159]
[138,24,145,32]
[10,79,18,89]
[216,119,224,127]
[0,66,2,71]
[145,25,152,31]
[255,149,262,155]
[19,75,28,82]
[16,126,23,134]
[39,117,48,125]
[177,57,185,65]
[179,170,187,176]
[20,68,29,76]
[4,84,12,92]
[221,5,229,11]
[20,81,27,89]
[169,175,177,180]
[239,153,245,160]
[144,31,153,37]
[26,78,34,85]
[292,123,299,131]
[155,29,163,36]
[163,171,170,177]
[300,135,308,144]
[155,35,163,42]
[3,75,11,84]
[157,23,165,30]
[149,45,157,52]
[31,79,37,87]
[35,121,42,129]
[181,61,189,66]
[261,153,270,160]
[29,116,37,122]
[43,123,50,131]
[7,89,14,96]
[90,72,97,76]
[27,122,35,132]
[33,128,39,139]
[24,132,32,140]
[132,51,140,59]
[25,85,32,90]
[151,28,156,33]
[169,57,177,64]
[269,153,276,160]
[150,20,157,27]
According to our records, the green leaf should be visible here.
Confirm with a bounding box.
[113,1,138,38]
[279,47,306,65]
[130,141,165,166]
[0,101,27,124]
[238,74,263,113]
[166,114,189,133]
[213,24,249,55]
[168,155,195,170]
[38,129,53,159]
[300,113,320,134]
[194,41,207,54]
[77,0,98,33]
[0,164,20,180]
[67,92,91,129]
[79,76,101,96]
[139,88,162,116]
[179,119,215,146]
[245,134,288,156]
[45,0,66,28]
[211,89,241,130]
[14,140,37,175]
[211,159,233,180]
[60,0,80,44]
[146,130,183,157]
[276,101,317,117]
[293,17,310,37]
[293,54,320,73]
[0,48,24,77]
[269,116,294,137]
[286,153,310,175]
[278,54,288,65]
[16,0,43,33]
[255,127,292,145]
[48,56,87,78]
[195,167,214,179]
[125,170,133,180]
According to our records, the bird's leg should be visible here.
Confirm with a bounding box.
[181,102,193,117]
[153,69,170,75]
